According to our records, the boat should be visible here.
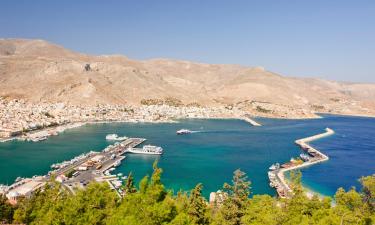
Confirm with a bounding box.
[113,160,121,167]
[176,129,192,135]
[106,134,127,141]
[269,163,280,171]
[127,145,163,155]
[300,153,310,162]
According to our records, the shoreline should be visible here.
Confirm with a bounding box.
[0,115,262,143]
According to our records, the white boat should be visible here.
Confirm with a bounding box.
[269,163,280,171]
[176,129,192,135]
[127,145,163,155]
[106,134,127,141]
[113,161,121,167]
[300,153,310,162]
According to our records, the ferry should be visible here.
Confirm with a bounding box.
[127,145,163,155]
[106,134,127,141]
[176,129,192,135]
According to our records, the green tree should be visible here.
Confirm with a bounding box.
[107,161,177,225]
[360,175,375,210]
[13,182,66,224]
[241,195,283,225]
[124,172,137,195]
[0,194,14,224]
[213,169,251,225]
[335,187,363,211]
[187,183,208,224]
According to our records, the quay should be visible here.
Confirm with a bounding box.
[3,137,153,203]
[268,128,335,198]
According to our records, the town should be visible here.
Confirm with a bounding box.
[0,97,249,142]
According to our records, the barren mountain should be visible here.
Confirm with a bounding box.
[1,38,375,118]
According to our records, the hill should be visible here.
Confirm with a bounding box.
[1,38,375,118]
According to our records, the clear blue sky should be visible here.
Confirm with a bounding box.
[1,0,374,82]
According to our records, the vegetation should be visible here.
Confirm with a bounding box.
[140,97,184,107]
[1,164,374,225]
[186,102,202,108]
[140,98,164,106]
[84,64,91,72]
[255,106,272,114]
[163,97,184,107]
[311,105,325,111]
[65,169,76,178]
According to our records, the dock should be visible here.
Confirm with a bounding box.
[269,128,335,198]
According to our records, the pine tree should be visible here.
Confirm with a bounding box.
[216,169,251,225]
[124,172,137,195]
[148,160,167,202]
[188,183,208,224]
[0,194,14,224]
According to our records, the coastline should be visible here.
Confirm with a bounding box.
[0,115,262,143]
[1,114,373,203]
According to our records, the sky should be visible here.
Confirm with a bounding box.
[0,0,374,82]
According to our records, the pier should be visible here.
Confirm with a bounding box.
[269,128,335,198]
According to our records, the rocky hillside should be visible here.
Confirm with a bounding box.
[1,38,375,118]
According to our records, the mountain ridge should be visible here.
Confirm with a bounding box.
[1,38,375,118]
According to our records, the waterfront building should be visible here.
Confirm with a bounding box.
[6,179,46,205]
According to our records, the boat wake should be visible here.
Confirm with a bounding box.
[190,130,201,133]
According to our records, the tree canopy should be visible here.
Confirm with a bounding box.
[1,165,374,225]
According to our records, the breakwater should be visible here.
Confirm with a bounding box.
[269,128,335,198]
[241,114,262,126]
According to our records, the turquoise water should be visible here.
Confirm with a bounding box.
[0,115,374,197]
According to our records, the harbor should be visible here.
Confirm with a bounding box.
[268,128,335,198]
[2,136,163,203]
[1,116,373,199]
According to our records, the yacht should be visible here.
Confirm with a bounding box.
[127,145,163,155]
[106,134,127,141]
[176,129,192,135]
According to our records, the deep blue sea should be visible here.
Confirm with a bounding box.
[0,115,374,197]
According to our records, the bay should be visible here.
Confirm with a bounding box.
[0,115,374,197]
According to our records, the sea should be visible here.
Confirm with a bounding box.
[0,114,374,198]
